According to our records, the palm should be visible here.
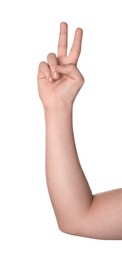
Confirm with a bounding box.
[38,23,83,108]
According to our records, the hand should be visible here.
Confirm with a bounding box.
[37,22,85,111]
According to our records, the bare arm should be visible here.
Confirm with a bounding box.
[37,22,122,240]
[45,107,92,233]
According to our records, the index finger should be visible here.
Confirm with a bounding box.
[69,28,83,64]
[57,22,68,57]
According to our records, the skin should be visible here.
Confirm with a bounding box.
[37,22,122,240]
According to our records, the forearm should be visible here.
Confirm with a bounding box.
[44,107,122,240]
[44,106,93,233]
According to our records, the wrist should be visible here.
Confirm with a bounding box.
[44,104,73,125]
[44,103,73,116]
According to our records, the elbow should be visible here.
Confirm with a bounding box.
[55,209,93,237]
[57,221,83,237]
[57,215,92,238]
[58,224,72,235]
[58,225,77,236]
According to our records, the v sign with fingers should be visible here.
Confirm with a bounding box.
[58,22,82,65]
[37,22,84,110]
[37,23,122,240]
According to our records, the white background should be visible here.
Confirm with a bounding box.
[0,0,122,259]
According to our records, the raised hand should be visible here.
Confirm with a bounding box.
[37,22,84,110]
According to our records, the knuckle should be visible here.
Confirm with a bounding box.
[78,74,85,86]
[82,75,85,83]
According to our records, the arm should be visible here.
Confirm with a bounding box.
[37,22,122,240]
[45,103,122,240]
[45,106,92,234]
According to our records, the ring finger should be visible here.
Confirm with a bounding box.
[47,53,60,80]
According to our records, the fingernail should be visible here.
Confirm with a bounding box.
[53,71,60,78]
[53,72,58,78]
[48,76,53,82]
